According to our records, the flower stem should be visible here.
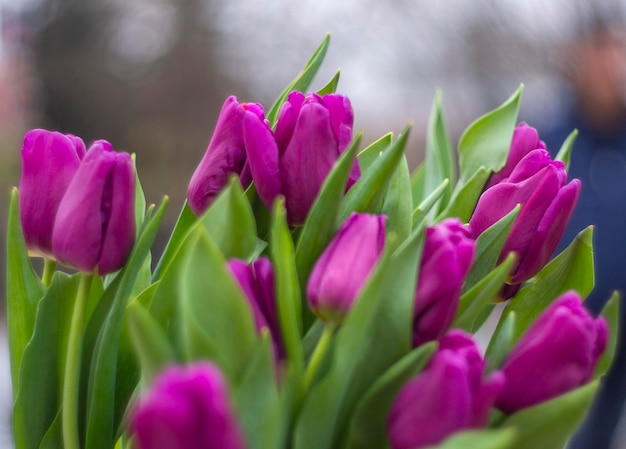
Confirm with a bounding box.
[304,324,335,390]
[63,273,93,449]
[42,257,57,288]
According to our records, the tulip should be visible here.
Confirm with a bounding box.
[227,257,284,359]
[52,140,135,274]
[486,122,546,189]
[244,91,360,225]
[388,330,504,449]
[413,219,475,347]
[19,129,86,256]
[469,149,581,293]
[187,96,265,216]
[307,213,386,324]
[496,291,607,414]
[130,362,246,449]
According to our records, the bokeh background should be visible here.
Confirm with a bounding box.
[1,0,626,448]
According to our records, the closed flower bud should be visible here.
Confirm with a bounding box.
[486,122,546,189]
[187,96,265,216]
[413,219,475,346]
[496,291,607,414]
[227,257,284,359]
[19,129,85,256]
[469,149,581,295]
[244,91,360,225]
[130,362,246,449]
[388,330,504,449]
[52,140,135,275]
[307,213,386,324]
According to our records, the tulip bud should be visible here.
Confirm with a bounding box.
[388,330,504,449]
[307,213,386,324]
[19,129,86,256]
[496,291,607,414]
[227,257,284,359]
[52,140,135,275]
[486,122,546,189]
[187,96,265,216]
[469,148,581,294]
[130,362,246,449]
[413,219,475,346]
[244,91,360,225]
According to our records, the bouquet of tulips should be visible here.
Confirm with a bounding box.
[5,36,619,449]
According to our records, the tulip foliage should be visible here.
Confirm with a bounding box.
[5,36,621,449]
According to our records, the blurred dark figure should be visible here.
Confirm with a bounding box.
[542,19,626,449]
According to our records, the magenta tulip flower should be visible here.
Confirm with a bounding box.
[486,122,546,189]
[496,291,607,414]
[244,91,360,225]
[187,96,265,216]
[307,213,386,324]
[469,148,581,295]
[228,257,284,359]
[52,140,135,275]
[413,219,475,346]
[19,129,85,256]
[388,330,504,449]
[130,362,246,449]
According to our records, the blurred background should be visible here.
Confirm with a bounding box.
[1,0,626,448]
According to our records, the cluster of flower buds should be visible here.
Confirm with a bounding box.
[19,129,136,275]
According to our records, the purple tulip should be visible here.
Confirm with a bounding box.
[307,213,386,324]
[130,362,246,449]
[413,219,475,347]
[244,91,360,225]
[388,330,504,449]
[469,148,581,293]
[187,96,265,216]
[227,257,284,360]
[52,140,135,275]
[496,291,607,414]
[19,129,86,256]
[486,122,546,189]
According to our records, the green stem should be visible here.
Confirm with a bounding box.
[304,324,335,390]
[42,257,57,288]
[63,273,93,449]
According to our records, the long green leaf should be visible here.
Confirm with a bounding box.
[555,129,578,171]
[437,167,490,222]
[381,154,413,247]
[425,429,517,449]
[152,201,197,281]
[595,291,620,377]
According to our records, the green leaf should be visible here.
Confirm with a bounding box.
[500,381,598,449]
[458,86,523,181]
[555,129,578,171]
[6,188,45,398]
[463,205,520,292]
[595,291,620,377]
[317,70,341,96]
[486,310,516,373]
[454,253,516,333]
[127,300,176,384]
[271,199,304,373]
[266,35,330,125]
[200,176,258,260]
[178,225,258,381]
[437,167,490,222]
[357,133,393,172]
[424,91,455,214]
[152,201,197,281]
[425,429,517,449]
[295,134,361,330]
[84,199,169,449]
[410,163,426,208]
[13,273,78,449]
[232,332,282,449]
[345,343,437,449]
[412,179,449,227]
[294,226,423,449]
[381,154,413,247]
[494,226,594,345]
[39,411,62,449]
[132,154,147,234]
[340,126,411,221]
